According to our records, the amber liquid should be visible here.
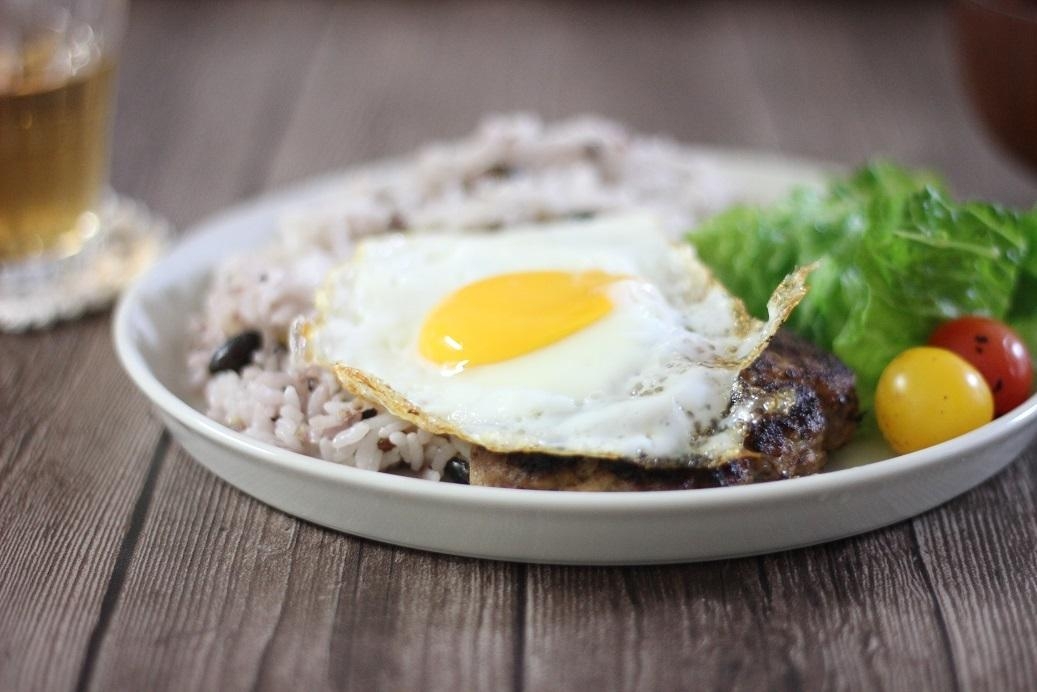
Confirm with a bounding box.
[0,52,115,262]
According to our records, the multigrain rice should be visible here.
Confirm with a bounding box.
[188,114,737,481]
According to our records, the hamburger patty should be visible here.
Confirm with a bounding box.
[466,330,860,490]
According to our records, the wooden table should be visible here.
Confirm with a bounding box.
[3,1,1037,689]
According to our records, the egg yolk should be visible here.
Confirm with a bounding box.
[418,270,623,367]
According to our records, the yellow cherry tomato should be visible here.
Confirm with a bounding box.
[876,347,994,454]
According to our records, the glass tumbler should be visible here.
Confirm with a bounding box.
[0,0,126,290]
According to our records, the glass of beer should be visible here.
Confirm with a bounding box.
[0,0,126,288]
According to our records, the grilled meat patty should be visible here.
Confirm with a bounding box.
[467,330,859,490]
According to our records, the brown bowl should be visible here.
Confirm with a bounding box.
[954,0,1037,172]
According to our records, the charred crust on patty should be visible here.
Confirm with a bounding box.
[468,329,860,491]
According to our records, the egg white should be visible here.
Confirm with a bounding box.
[299,214,808,461]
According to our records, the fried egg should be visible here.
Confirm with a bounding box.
[297,214,808,461]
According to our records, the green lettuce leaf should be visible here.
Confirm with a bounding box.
[689,162,1037,412]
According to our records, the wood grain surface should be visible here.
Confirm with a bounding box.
[2,1,1036,690]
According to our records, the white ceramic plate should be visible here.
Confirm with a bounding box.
[113,150,1037,565]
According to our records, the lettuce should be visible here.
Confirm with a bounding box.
[689,162,1037,411]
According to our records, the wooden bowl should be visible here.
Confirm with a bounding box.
[954,0,1037,172]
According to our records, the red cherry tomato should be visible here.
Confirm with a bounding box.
[928,316,1033,416]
